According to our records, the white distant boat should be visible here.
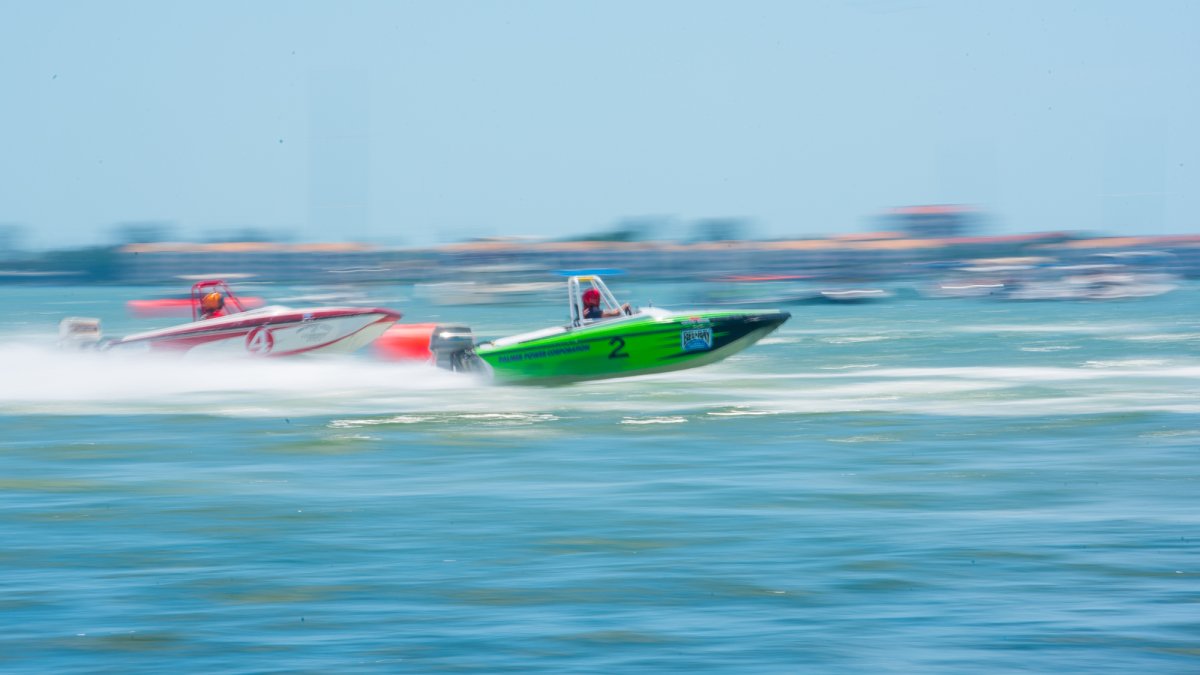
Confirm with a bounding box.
[813,288,893,303]
[413,280,560,306]
[699,275,892,306]
[1069,270,1179,300]
[1000,269,1178,301]
[928,253,1180,301]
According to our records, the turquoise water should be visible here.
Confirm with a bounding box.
[1,283,1198,673]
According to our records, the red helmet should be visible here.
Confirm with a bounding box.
[582,288,601,307]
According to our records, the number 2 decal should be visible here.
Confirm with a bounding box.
[608,336,630,359]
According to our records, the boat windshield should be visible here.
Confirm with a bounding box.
[567,275,626,326]
[190,280,249,321]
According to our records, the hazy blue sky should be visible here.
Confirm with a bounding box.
[2,0,1197,248]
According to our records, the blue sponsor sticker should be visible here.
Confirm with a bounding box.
[681,327,713,352]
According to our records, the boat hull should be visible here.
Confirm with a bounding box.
[474,309,789,384]
[106,307,400,357]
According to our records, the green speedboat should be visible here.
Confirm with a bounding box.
[431,275,790,384]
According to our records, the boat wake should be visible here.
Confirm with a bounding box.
[0,343,1195,418]
[0,343,486,416]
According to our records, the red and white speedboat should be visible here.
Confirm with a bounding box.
[63,280,401,357]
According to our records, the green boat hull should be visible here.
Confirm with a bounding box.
[472,309,790,384]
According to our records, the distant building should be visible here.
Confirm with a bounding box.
[878,205,982,239]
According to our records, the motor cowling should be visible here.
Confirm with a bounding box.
[58,317,102,349]
[428,325,480,372]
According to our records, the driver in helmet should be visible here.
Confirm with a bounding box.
[200,292,226,320]
[582,287,630,320]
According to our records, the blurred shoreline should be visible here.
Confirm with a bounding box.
[1,231,1197,293]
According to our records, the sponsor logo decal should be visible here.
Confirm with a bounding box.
[497,343,590,363]
[681,327,713,352]
[296,321,335,344]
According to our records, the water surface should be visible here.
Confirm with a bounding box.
[1,283,1197,673]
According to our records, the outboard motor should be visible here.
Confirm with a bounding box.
[373,322,482,372]
[58,317,103,349]
[428,324,481,372]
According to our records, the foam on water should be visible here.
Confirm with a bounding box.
[0,342,484,415]
[1122,332,1200,342]
[956,322,1152,335]
[3,339,1195,418]
[620,416,689,425]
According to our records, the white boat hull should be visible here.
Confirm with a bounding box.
[106,306,400,357]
